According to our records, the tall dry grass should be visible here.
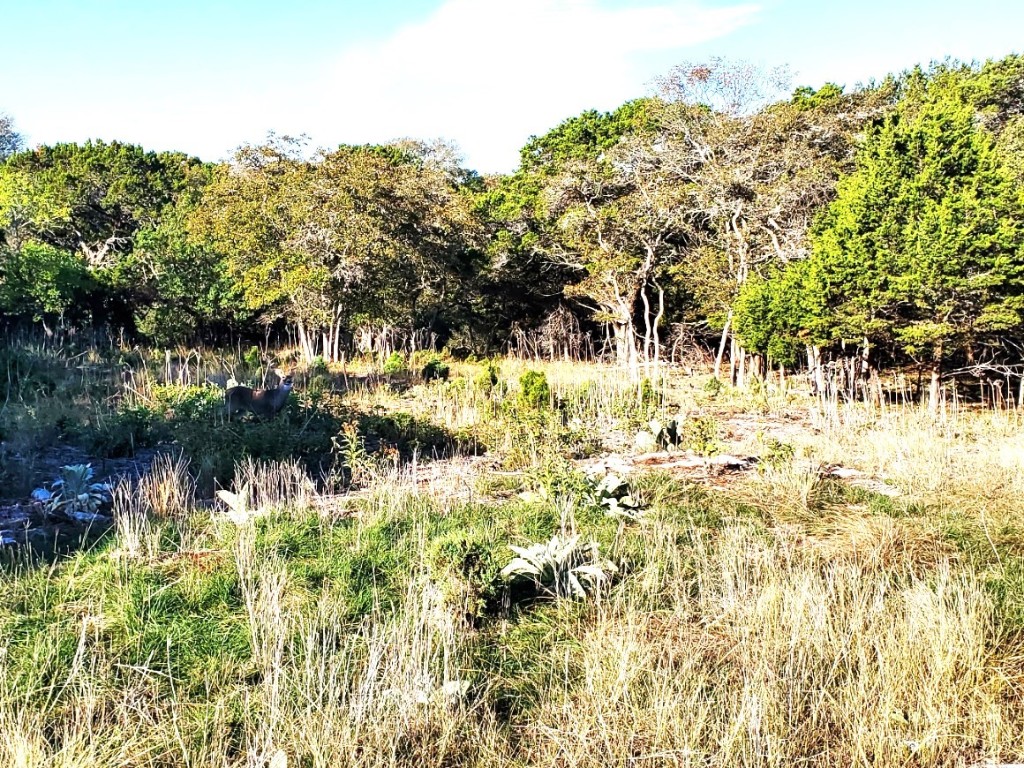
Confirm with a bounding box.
[2,361,1024,767]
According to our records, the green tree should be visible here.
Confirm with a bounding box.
[0,141,201,265]
[481,100,666,365]
[0,112,23,161]
[191,137,481,361]
[0,140,207,333]
[810,77,1024,407]
[0,242,95,327]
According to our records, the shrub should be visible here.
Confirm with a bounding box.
[383,352,407,375]
[518,370,550,410]
[684,414,721,457]
[475,360,500,393]
[421,358,450,381]
[243,345,262,369]
[82,404,161,458]
[309,355,328,375]
[760,437,795,470]
[409,349,439,370]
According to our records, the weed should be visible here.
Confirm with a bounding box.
[518,370,550,410]
[500,534,616,600]
[684,414,722,456]
[383,351,407,375]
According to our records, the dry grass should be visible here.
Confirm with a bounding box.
[2,360,1024,767]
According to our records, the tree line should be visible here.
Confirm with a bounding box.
[2,55,1023,400]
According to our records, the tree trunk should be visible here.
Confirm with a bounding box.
[859,337,871,404]
[612,320,635,369]
[714,311,732,380]
[870,367,884,409]
[929,343,944,413]
[653,282,665,375]
[929,367,941,413]
[806,345,824,396]
[640,283,653,376]
[296,320,316,363]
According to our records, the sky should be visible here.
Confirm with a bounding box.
[2,0,1022,174]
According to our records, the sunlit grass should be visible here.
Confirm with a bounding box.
[1,351,1023,765]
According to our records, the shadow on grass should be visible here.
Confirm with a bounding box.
[2,382,472,568]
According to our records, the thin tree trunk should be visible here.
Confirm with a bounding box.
[929,342,944,413]
[653,282,664,375]
[640,283,653,376]
[296,320,315,363]
[714,311,732,381]
[730,336,740,387]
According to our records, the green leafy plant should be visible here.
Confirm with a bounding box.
[421,358,450,381]
[638,377,661,407]
[518,370,550,410]
[760,437,795,470]
[684,415,722,457]
[44,463,112,519]
[589,472,644,521]
[475,360,500,393]
[500,534,616,599]
[383,351,407,375]
[243,345,262,369]
[331,422,373,487]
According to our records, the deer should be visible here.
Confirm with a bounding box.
[225,369,294,421]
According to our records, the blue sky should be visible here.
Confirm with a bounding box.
[2,0,1022,173]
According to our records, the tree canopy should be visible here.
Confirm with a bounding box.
[1,53,1023,400]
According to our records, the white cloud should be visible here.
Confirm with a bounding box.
[286,0,759,173]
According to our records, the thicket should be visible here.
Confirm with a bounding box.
[2,57,1023,396]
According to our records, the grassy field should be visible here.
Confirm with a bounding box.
[1,342,1022,767]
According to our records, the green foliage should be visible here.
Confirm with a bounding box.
[518,370,550,410]
[808,74,1024,366]
[356,410,452,457]
[500,534,616,600]
[518,98,662,172]
[188,139,482,357]
[330,422,372,487]
[684,415,721,457]
[733,261,828,366]
[238,347,259,370]
[81,403,161,458]
[474,360,500,392]
[0,140,234,341]
[0,242,95,321]
[0,140,200,259]
[790,82,845,111]
[760,438,795,470]
[421,358,450,381]
[383,351,407,375]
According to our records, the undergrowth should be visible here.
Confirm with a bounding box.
[1,349,1023,766]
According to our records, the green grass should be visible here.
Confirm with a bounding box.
[3,350,1024,766]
